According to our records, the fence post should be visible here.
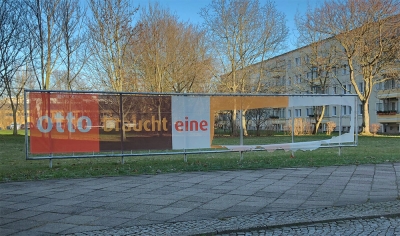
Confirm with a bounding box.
[339,105,342,156]
[291,106,295,158]
[119,93,124,157]
[184,149,187,162]
[239,99,244,161]
[24,90,29,161]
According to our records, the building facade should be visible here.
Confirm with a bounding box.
[249,38,399,134]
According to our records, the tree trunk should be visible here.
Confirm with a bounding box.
[361,100,371,135]
[313,106,325,135]
[256,124,260,136]
[231,109,238,136]
[241,110,248,136]
[12,106,18,136]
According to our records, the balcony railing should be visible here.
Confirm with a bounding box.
[377,110,398,115]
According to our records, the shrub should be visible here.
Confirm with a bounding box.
[326,121,336,135]
[286,118,312,135]
[370,123,381,136]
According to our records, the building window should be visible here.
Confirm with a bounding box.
[341,105,347,115]
[287,60,291,69]
[305,55,310,64]
[306,71,317,80]
[312,86,325,94]
[279,108,285,118]
[306,108,313,116]
[295,57,301,66]
[391,102,397,111]
[333,106,337,116]
[312,68,317,78]
[348,106,352,115]
[288,109,291,118]
[333,86,337,94]
[384,79,395,90]
[358,82,364,93]
[295,74,302,84]
[324,106,330,116]
[343,84,351,94]
[280,76,286,86]
[295,109,302,117]
[376,102,383,111]
[343,65,348,75]
[287,77,291,86]
[332,67,337,76]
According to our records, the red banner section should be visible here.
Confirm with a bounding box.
[29,93,173,154]
[29,92,100,153]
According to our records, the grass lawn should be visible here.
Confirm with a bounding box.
[0,130,399,182]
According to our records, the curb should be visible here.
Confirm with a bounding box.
[68,200,400,236]
[208,212,400,236]
[192,200,400,235]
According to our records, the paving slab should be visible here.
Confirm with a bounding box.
[0,163,399,235]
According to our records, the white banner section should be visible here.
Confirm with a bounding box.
[172,96,211,149]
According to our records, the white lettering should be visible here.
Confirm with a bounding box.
[66,112,75,132]
[37,115,52,133]
[77,116,91,133]
[54,112,64,133]
[36,112,92,133]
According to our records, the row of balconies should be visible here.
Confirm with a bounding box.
[376,83,399,124]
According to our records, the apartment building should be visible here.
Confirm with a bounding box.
[246,37,398,134]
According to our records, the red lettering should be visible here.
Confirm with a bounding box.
[200,120,208,131]
[175,121,184,131]
[174,118,208,132]
[190,120,198,131]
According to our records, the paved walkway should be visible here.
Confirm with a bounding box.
[1,163,400,235]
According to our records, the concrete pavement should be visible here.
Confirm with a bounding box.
[1,163,400,235]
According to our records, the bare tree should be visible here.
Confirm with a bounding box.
[301,0,400,134]
[50,69,91,90]
[58,0,88,90]
[258,59,289,94]
[200,0,288,136]
[87,0,140,141]
[0,0,32,135]
[26,0,63,90]
[134,3,214,93]
[245,108,270,136]
[87,0,138,92]
[295,13,342,134]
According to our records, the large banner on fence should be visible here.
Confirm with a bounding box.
[29,92,214,153]
[28,92,356,154]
